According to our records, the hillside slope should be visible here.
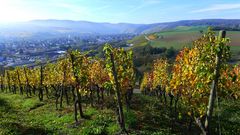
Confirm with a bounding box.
[1,19,240,40]
[129,26,240,51]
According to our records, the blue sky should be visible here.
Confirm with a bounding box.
[0,0,240,23]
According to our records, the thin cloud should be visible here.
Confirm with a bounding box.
[128,0,162,13]
[56,3,89,15]
[192,4,240,13]
[143,0,162,4]
[94,5,111,11]
[128,4,146,13]
[56,2,110,15]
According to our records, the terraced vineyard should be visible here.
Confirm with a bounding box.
[1,30,240,135]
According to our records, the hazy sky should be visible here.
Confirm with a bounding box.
[0,0,240,24]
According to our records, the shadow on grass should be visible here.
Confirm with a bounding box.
[210,100,240,135]
[130,94,172,131]
[130,94,202,135]
[29,102,45,111]
[1,122,53,135]
[0,97,13,112]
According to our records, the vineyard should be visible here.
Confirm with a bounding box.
[1,30,240,135]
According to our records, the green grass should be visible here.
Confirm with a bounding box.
[128,26,206,48]
[154,26,207,36]
[128,35,149,47]
[0,93,119,135]
[129,26,240,55]
[150,40,192,50]
[211,99,240,135]
[0,93,240,135]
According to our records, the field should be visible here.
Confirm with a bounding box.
[1,93,240,135]
[128,26,240,53]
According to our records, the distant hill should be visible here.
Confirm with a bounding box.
[133,19,240,34]
[0,19,240,40]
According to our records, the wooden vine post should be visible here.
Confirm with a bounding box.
[69,51,84,122]
[109,53,126,132]
[204,30,226,135]
[39,65,44,101]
